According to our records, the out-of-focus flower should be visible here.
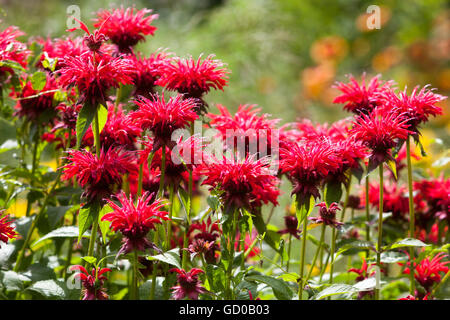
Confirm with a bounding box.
[58,51,133,107]
[333,74,393,115]
[0,211,17,246]
[383,86,447,135]
[280,139,340,204]
[187,239,216,259]
[414,175,450,226]
[350,108,411,171]
[235,229,260,259]
[156,54,229,113]
[310,36,348,64]
[12,73,58,123]
[349,258,384,299]
[278,215,301,239]
[310,202,343,228]
[62,147,136,202]
[188,217,221,264]
[402,253,449,293]
[38,37,87,70]
[0,26,30,78]
[399,294,430,300]
[130,93,198,151]
[93,6,158,54]
[170,268,209,300]
[102,191,169,256]
[197,155,280,210]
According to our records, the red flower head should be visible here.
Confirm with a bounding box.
[399,294,430,300]
[62,147,136,202]
[208,104,280,157]
[0,26,30,78]
[310,202,343,228]
[103,191,169,256]
[383,86,446,134]
[403,253,449,293]
[156,54,230,113]
[294,118,350,142]
[12,73,59,123]
[130,51,173,97]
[0,211,17,246]
[188,217,221,263]
[280,139,340,204]
[350,108,411,171]
[414,176,450,225]
[169,268,209,300]
[66,17,110,53]
[130,93,198,151]
[333,73,393,115]
[348,258,385,299]
[38,36,87,70]
[197,155,280,210]
[70,265,111,300]
[363,182,411,222]
[93,6,158,54]
[278,215,301,239]
[83,103,141,150]
[58,51,133,106]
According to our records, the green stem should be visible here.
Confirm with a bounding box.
[226,209,238,299]
[305,223,325,283]
[132,250,139,300]
[14,170,62,272]
[137,162,144,197]
[86,216,99,259]
[159,147,166,197]
[406,136,416,296]
[286,234,292,272]
[149,228,159,300]
[329,227,336,287]
[166,185,175,251]
[298,200,308,300]
[365,175,371,259]
[93,108,101,158]
[25,129,40,217]
[375,164,384,300]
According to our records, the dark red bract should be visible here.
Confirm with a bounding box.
[170,268,208,300]
[70,265,111,300]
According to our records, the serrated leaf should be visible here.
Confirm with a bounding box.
[380,251,408,263]
[146,248,181,269]
[30,71,47,91]
[26,280,67,299]
[245,274,293,300]
[314,283,355,300]
[82,256,97,265]
[31,226,89,249]
[76,102,96,148]
[387,238,429,250]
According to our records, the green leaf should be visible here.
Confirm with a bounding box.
[147,248,181,269]
[82,256,97,265]
[97,104,108,134]
[387,238,429,250]
[253,214,279,254]
[207,195,220,212]
[46,205,71,229]
[0,270,31,292]
[324,181,342,206]
[386,159,397,180]
[22,264,56,282]
[30,71,47,91]
[31,226,89,249]
[0,59,26,73]
[245,274,293,300]
[76,102,96,148]
[98,204,112,244]
[77,202,99,243]
[26,280,68,300]
[380,251,408,263]
[295,195,315,228]
[314,283,355,300]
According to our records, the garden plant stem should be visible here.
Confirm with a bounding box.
[375,164,384,300]
[406,136,416,296]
